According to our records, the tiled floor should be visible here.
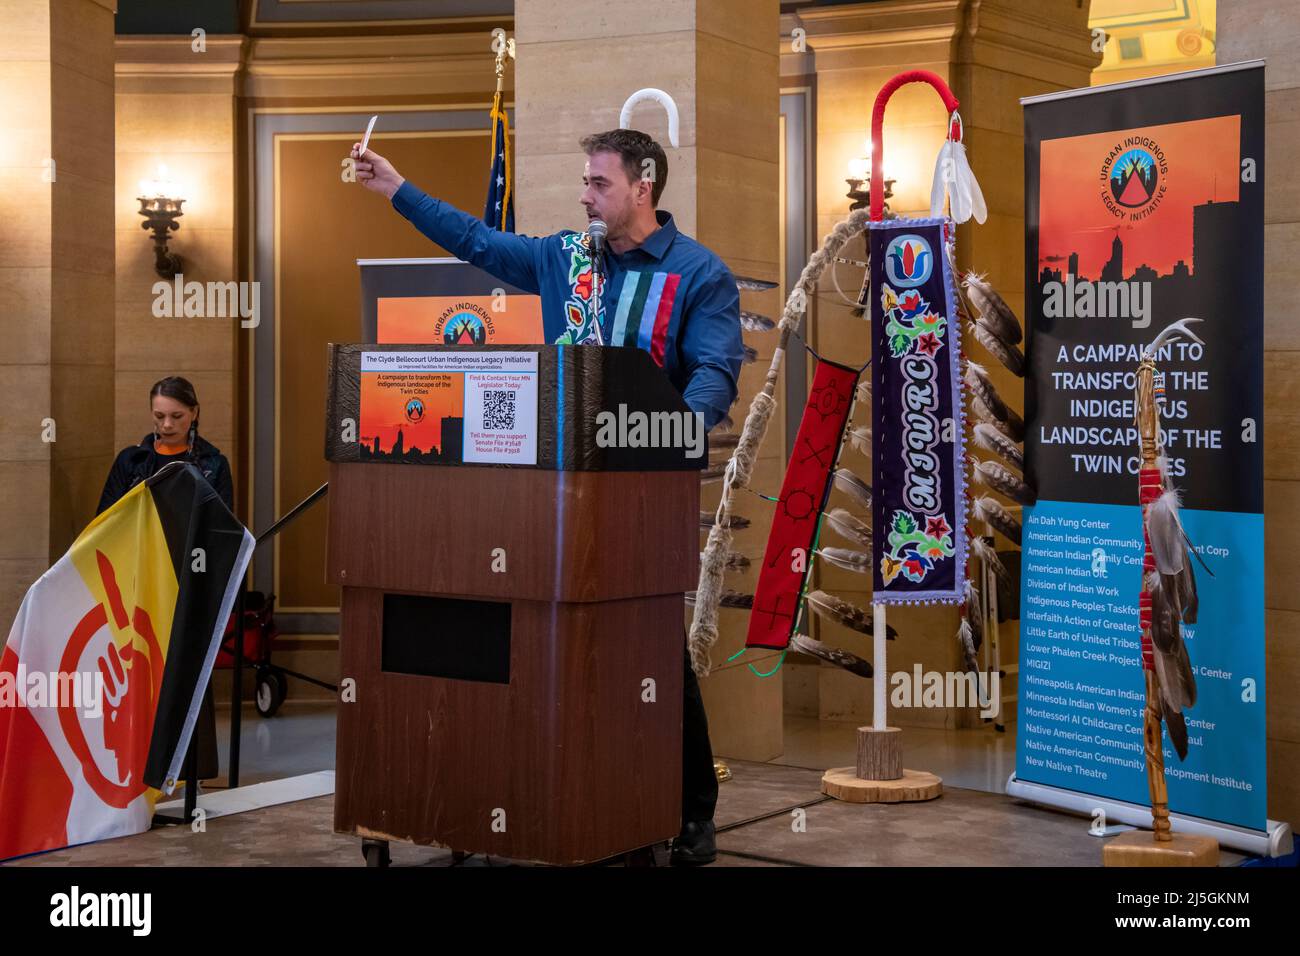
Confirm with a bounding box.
[9,759,1111,867]
[773,717,1018,793]
[208,701,1017,795]
[7,704,1245,867]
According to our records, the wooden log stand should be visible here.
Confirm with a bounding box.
[822,727,943,804]
[820,604,942,803]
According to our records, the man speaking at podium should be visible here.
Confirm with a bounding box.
[350,128,742,865]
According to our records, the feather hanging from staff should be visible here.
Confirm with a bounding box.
[833,468,873,511]
[817,547,870,574]
[1145,488,1188,576]
[956,618,978,673]
[1168,558,1199,624]
[686,589,754,609]
[971,396,1023,444]
[961,272,1023,345]
[971,322,1025,377]
[973,494,1022,546]
[972,535,1009,589]
[702,550,751,571]
[805,589,899,639]
[742,343,758,364]
[973,422,1024,471]
[848,426,872,457]
[964,577,983,653]
[972,456,1035,506]
[963,362,1019,428]
[856,380,871,404]
[700,512,750,530]
[824,507,872,548]
[740,310,776,333]
[1147,571,1196,760]
[791,633,873,678]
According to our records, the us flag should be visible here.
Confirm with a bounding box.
[484,91,514,232]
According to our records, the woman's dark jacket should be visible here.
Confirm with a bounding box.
[97,434,235,516]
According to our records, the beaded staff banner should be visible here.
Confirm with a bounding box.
[866,218,968,605]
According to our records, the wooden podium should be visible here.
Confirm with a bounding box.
[324,344,701,865]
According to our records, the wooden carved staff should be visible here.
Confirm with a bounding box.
[1136,356,1172,842]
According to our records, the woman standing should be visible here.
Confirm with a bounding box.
[98,376,233,514]
[97,376,235,782]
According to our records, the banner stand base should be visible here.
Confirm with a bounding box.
[1007,773,1294,858]
[1103,829,1220,867]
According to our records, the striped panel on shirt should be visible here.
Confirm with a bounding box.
[614,270,682,366]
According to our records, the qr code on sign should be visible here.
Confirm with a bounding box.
[483,389,516,430]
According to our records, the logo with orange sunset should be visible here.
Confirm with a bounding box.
[1101,136,1168,220]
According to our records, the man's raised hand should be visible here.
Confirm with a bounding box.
[349,143,406,200]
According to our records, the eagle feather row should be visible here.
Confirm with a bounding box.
[962,272,1023,345]
[685,589,754,609]
[972,535,1010,589]
[805,590,898,640]
[973,494,1022,546]
[825,508,872,549]
[791,633,874,678]
[833,468,873,511]
[700,550,751,571]
[964,578,984,653]
[957,618,979,674]
[972,457,1035,505]
[700,512,750,530]
[739,310,776,333]
[973,422,1024,471]
[817,547,870,574]
[971,322,1025,377]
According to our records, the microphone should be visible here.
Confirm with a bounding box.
[588,219,608,258]
[587,220,608,345]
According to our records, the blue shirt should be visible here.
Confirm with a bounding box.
[392,180,743,429]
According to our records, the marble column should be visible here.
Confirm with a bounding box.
[0,0,117,629]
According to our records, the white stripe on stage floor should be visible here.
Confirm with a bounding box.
[155,771,335,821]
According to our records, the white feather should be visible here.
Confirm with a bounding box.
[1146,489,1186,576]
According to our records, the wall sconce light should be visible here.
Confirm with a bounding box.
[137,164,185,277]
[846,139,894,212]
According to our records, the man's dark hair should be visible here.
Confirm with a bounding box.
[580,128,668,206]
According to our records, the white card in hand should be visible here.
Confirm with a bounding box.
[359,115,378,157]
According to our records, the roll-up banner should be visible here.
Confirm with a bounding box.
[1012,62,1286,854]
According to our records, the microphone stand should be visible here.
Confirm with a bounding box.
[589,236,606,346]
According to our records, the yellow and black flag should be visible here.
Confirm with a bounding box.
[0,461,254,860]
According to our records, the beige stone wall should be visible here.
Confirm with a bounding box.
[514,0,784,760]
[113,37,242,472]
[0,0,117,630]
[1218,0,1300,829]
